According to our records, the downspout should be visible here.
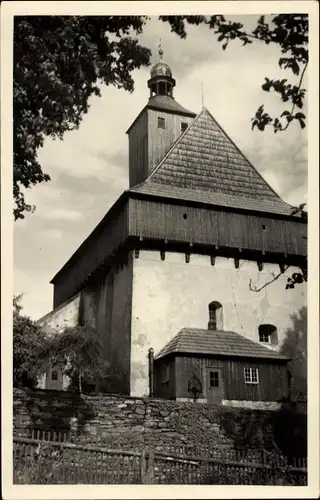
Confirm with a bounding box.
[148,348,155,397]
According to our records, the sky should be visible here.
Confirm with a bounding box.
[13,16,308,320]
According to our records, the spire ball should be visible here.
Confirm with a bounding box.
[150,42,172,78]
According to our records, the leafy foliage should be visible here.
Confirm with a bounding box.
[13,295,49,388]
[161,15,308,133]
[280,307,307,401]
[14,16,151,220]
[286,269,307,290]
[47,324,110,393]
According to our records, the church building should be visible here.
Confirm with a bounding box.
[38,47,307,399]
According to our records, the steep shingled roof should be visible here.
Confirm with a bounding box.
[155,328,290,361]
[130,108,294,216]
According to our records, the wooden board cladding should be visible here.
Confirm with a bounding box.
[175,356,289,402]
[53,199,130,308]
[130,198,307,257]
[154,357,176,400]
[148,109,194,174]
[128,109,148,188]
[174,357,206,400]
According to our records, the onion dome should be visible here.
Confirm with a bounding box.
[148,42,176,98]
[150,62,172,78]
[150,45,172,78]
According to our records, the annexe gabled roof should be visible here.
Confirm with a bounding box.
[129,107,294,216]
[155,328,290,362]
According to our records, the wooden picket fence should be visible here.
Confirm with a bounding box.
[13,431,307,485]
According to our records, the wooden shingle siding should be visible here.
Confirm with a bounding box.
[130,199,306,257]
[155,328,289,361]
[147,108,286,203]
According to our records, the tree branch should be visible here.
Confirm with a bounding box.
[249,265,290,292]
[280,61,308,131]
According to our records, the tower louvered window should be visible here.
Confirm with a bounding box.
[158,117,165,129]
[181,122,188,132]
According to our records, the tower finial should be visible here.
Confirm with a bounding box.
[158,38,164,61]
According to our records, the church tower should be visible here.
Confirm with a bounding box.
[40,50,307,398]
[127,44,196,187]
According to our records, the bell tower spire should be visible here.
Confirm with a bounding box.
[127,44,196,188]
[148,42,176,98]
[158,39,164,61]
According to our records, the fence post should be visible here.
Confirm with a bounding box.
[141,449,146,483]
[141,448,154,484]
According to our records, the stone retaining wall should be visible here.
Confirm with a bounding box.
[13,388,307,458]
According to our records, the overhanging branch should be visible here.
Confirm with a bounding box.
[249,265,290,292]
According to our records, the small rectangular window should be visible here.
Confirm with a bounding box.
[158,117,165,129]
[244,367,259,384]
[209,371,219,388]
[51,370,58,381]
[259,332,270,343]
[181,122,188,132]
[259,325,278,345]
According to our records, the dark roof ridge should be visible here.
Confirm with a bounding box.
[147,94,196,117]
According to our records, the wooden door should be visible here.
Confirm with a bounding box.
[206,368,223,404]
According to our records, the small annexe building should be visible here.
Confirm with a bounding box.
[152,328,291,409]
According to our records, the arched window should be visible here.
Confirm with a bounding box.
[258,324,278,345]
[208,301,223,330]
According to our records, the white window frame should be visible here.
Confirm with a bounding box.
[244,367,259,384]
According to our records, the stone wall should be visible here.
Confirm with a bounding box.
[13,388,307,459]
